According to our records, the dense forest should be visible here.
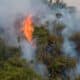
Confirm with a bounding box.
[33,24,80,80]
[0,23,80,80]
[0,38,42,80]
[0,0,80,80]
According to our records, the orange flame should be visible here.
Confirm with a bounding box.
[21,15,34,43]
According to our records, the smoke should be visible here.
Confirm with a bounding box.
[34,63,48,77]
[19,39,36,61]
[62,39,77,57]
[0,0,52,76]
[0,0,80,78]
[0,0,49,52]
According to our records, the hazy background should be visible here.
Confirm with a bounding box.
[65,0,80,9]
[0,0,79,47]
[0,0,80,76]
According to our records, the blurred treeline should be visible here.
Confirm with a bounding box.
[0,23,80,80]
[0,38,42,80]
[33,24,80,80]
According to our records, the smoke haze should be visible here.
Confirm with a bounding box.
[0,0,80,77]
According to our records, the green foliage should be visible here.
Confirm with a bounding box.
[53,56,76,69]
[0,62,41,80]
[54,23,65,32]
[33,26,49,45]
[0,38,42,80]
[53,23,65,36]
[0,24,78,80]
[33,25,77,80]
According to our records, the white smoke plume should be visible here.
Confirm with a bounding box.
[0,0,53,76]
[0,0,50,58]
[0,0,80,77]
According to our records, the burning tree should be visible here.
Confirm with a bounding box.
[20,15,34,43]
[14,14,78,80]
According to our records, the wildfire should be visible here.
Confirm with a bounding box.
[21,15,34,43]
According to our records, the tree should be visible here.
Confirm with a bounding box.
[0,38,42,80]
[33,25,77,80]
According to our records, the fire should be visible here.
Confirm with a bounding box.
[21,15,34,43]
